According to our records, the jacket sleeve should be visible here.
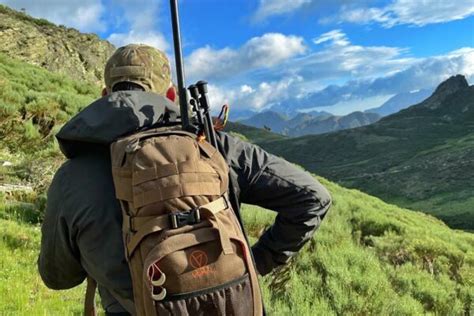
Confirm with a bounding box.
[218,132,332,276]
[38,166,87,289]
[38,155,133,312]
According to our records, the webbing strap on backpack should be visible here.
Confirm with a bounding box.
[84,277,97,316]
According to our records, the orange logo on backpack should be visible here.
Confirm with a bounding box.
[189,250,208,268]
[189,250,215,278]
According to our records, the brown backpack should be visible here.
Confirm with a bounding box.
[109,127,263,315]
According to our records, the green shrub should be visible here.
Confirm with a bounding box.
[0,52,98,159]
[0,202,42,224]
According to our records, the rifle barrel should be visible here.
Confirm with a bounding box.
[170,0,189,130]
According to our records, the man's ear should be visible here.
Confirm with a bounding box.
[166,86,176,102]
[101,87,108,97]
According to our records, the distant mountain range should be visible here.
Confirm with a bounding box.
[239,110,379,136]
[238,89,435,137]
[228,75,474,230]
[365,89,433,116]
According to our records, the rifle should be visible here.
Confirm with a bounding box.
[169,0,218,148]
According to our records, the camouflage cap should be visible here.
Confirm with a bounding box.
[104,44,171,95]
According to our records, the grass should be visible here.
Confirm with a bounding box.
[0,52,99,195]
[244,178,474,315]
[0,217,85,315]
[0,52,98,156]
[1,177,473,315]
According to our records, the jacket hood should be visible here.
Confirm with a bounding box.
[57,91,180,159]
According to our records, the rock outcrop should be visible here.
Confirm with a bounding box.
[0,5,115,84]
[422,75,469,110]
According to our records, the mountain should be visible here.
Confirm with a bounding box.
[228,108,257,121]
[240,110,380,136]
[287,111,332,128]
[288,111,380,137]
[0,5,114,84]
[238,75,474,230]
[366,89,433,117]
[240,111,289,133]
[224,121,286,143]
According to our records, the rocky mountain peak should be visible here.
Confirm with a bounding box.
[422,75,469,110]
[432,75,469,98]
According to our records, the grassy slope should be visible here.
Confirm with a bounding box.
[0,52,98,153]
[2,178,473,315]
[244,178,474,315]
[0,217,85,315]
[225,121,287,143]
[227,87,474,230]
[0,52,98,193]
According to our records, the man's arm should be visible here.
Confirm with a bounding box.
[218,132,332,276]
[38,166,87,289]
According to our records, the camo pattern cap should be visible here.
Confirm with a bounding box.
[104,44,171,95]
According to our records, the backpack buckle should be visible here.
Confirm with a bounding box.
[170,208,201,229]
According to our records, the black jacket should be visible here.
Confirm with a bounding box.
[38,91,332,313]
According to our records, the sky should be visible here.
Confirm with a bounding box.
[2,0,474,115]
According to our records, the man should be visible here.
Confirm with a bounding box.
[38,44,332,315]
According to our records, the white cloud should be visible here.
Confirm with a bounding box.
[252,0,311,22]
[240,85,255,94]
[208,84,236,110]
[0,0,106,32]
[281,47,474,110]
[106,0,169,51]
[185,29,473,113]
[334,0,474,28]
[201,30,419,112]
[294,29,414,82]
[108,30,169,51]
[209,76,301,111]
[313,29,350,46]
[185,33,306,81]
[253,0,474,26]
[210,42,473,113]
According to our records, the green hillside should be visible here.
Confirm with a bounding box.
[2,177,473,315]
[225,121,287,143]
[0,52,99,193]
[0,45,473,315]
[241,76,474,231]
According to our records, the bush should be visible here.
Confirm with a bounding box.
[0,53,98,175]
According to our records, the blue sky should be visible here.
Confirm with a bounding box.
[2,0,474,115]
